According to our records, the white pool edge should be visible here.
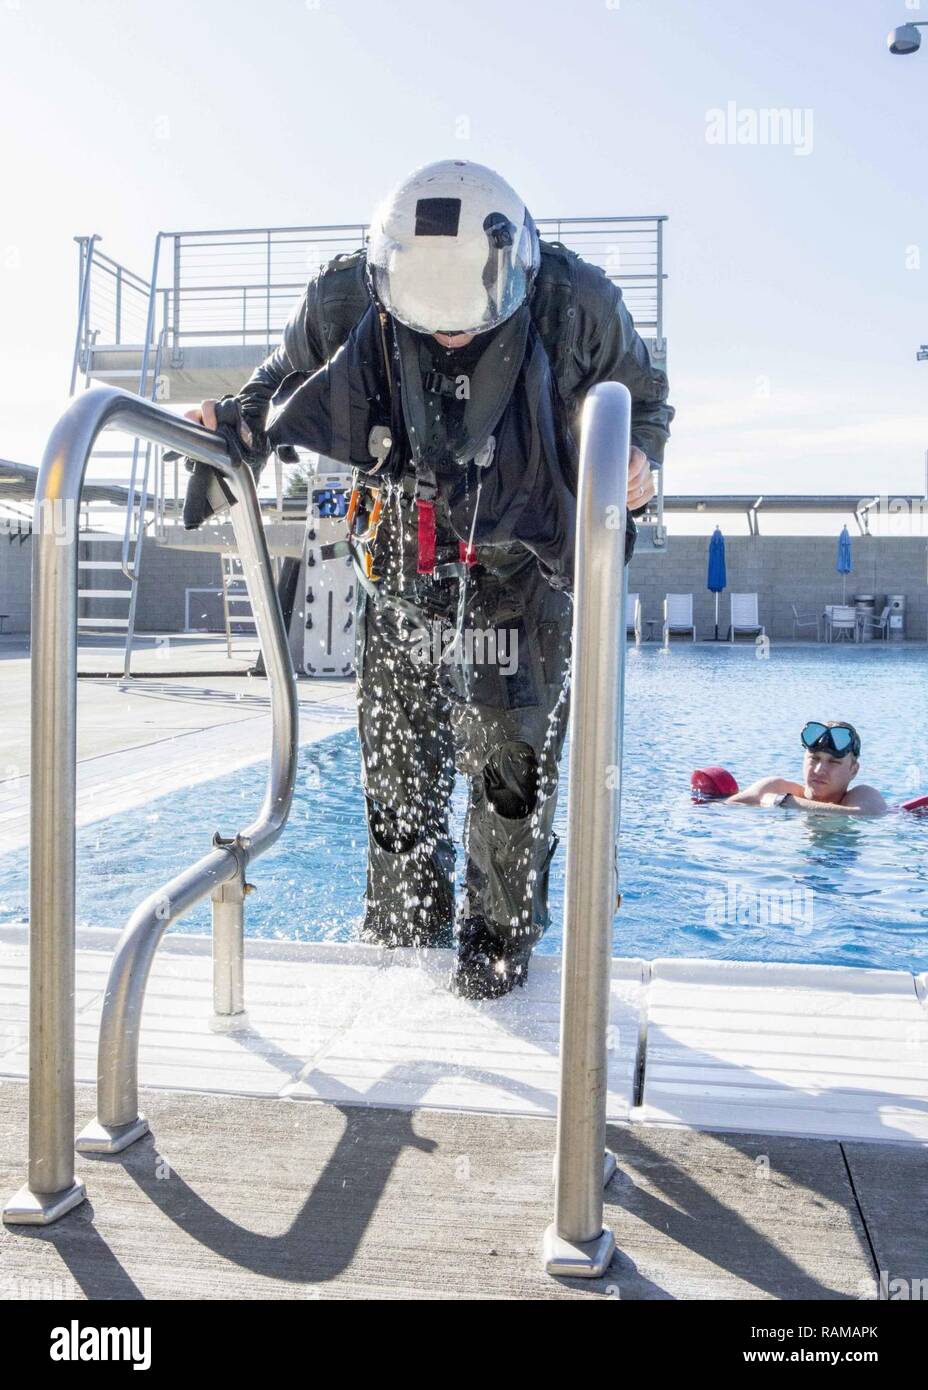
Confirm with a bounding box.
[1,927,926,1147]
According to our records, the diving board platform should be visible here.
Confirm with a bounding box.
[0,934,926,1143]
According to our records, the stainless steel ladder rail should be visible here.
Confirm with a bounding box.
[2,386,298,1226]
[543,381,631,1278]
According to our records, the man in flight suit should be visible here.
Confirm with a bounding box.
[182,160,673,998]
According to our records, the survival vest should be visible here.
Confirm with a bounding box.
[265,240,630,589]
[307,240,582,410]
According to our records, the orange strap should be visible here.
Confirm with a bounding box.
[362,492,383,539]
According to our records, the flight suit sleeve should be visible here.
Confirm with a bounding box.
[235,275,329,433]
[570,258,674,476]
[569,259,674,563]
[181,275,331,531]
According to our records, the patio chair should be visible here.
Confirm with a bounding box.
[663,593,696,643]
[791,604,821,641]
[861,605,891,641]
[728,592,765,642]
[825,604,857,642]
[626,592,642,643]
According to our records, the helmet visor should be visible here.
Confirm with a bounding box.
[368,203,538,335]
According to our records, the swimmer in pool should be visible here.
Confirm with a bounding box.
[726,721,888,816]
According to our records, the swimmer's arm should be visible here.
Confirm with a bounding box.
[784,784,888,816]
[726,777,800,807]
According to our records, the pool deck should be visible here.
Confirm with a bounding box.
[1,932,927,1298]
[2,1077,924,1300]
[1,633,927,1298]
[0,634,355,853]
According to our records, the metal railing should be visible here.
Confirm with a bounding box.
[73,216,667,367]
[1,387,298,1226]
[68,217,666,610]
[543,381,630,1277]
[165,217,665,350]
[118,327,170,677]
[72,237,153,379]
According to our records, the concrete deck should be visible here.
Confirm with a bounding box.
[0,635,355,852]
[1,1080,920,1300]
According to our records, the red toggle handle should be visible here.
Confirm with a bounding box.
[416,498,436,574]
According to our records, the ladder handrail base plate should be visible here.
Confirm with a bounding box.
[75,1115,150,1155]
[542,1224,616,1279]
[2,1179,87,1227]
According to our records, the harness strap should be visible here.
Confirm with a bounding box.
[328,535,434,637]
[423,369,458,398]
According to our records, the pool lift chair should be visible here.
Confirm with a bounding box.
[4,383,634,1282]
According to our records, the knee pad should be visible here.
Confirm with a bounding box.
[484,740,538,819]
[367,798,419,855]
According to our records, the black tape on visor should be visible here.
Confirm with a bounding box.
[415,198,461,237]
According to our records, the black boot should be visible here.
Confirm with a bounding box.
[358,796,456,949]
[450,916,535,1000]
[358,849,455,949]
[359,908,453,949]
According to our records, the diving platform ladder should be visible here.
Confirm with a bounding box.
[71,236,170,677]
[220,551,257,659]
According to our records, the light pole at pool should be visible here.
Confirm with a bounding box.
[887,22,928,55]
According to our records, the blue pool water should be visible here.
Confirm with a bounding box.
[2,645,927,972]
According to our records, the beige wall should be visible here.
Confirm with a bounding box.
[628,535,928,641]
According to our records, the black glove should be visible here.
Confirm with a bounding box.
[624,511,638,566]
[171,396,271,531]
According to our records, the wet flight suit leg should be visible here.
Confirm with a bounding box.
[444,556,571,947]
[356,492,571,948]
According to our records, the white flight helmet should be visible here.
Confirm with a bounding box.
[366,159,540,336]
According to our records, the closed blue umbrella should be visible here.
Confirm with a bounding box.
[836,525,852,602]
[707,526,727,640]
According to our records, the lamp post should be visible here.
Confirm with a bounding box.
[919,350,928,501]
[887,22,928,55]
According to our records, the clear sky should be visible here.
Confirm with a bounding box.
[0,0,925,504]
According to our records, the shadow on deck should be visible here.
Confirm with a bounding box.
[2,1081,924,1301]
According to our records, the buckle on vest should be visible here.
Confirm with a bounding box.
[422,369,457,397]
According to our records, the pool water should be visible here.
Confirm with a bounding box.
[2,645,927,972]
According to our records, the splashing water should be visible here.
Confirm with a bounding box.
[1,648,927,972]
